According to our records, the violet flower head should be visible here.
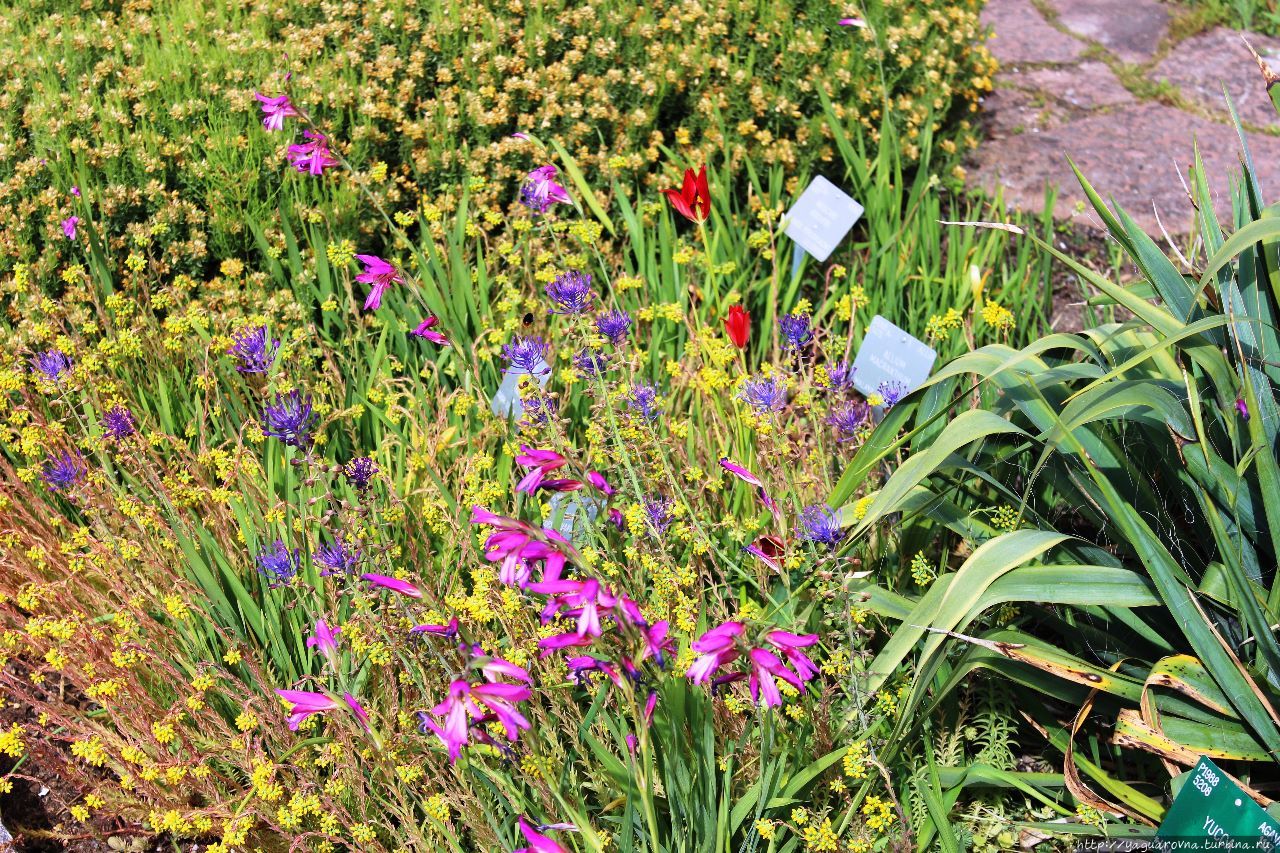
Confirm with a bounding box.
[778,313,813,351]
[254,92,300,131]
[827,400,870,440]
[262,390,317,448]
[596,310,633,346]
[876,380,906,409]
[546,270,594,315]
[70,186,80,198]
[102,405,135,440]
[61,216,79,240]
[572,348,610,376]
[1236,397,1250,421]
[30,349,73,384]
[344,456,378,493]
[738,374,788,414]
[314,537,360,575]
[354,254,404,312]
[256,539,301,585]
[287,129,340,176]
[228,325,279,374]
[643,495,675,537]
[502,336,551,374]
[518,164,570,213]
[41,450,83,492]
[822,361,856,393]
[520,392,558,428]
[627,381,662,423]
[797,503,846,548]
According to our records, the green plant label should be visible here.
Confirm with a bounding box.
[851,315,936,400]
[782,175,863,263]
[1154,757,1280,849]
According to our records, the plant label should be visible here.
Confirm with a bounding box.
[491,359,551,420]
[548,491,603,539]
[852,315,936,399]
[1155,757,1280,846]
[784,175,864,265]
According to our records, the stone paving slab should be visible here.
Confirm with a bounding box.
[971,0,1280,235]
[982,0,1085,65]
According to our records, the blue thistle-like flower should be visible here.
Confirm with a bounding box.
[797,504,846,547]
[262,390,317,448]
[502,336,551,374]
[41,450,83,492]
[822,361,856,394]
[877,380,906,408]
[573,348,610,376]
[595,310,633,346]
[627,382,662,423]
[344,456,378,493]
[546,270,594,314]
[31,349,73,384]
[828,400,870,440]
[102,405,135,440]
[315,537,360,575]
[643,496,675,537]
[256,539,301,585]
[738,374,788,413]
[228,325,279,374]
[778,313,813,351]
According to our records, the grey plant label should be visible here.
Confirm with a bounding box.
[548,491,603,539]
[491,359,551,419]
[783,175,864,263]
[852,315,937,398]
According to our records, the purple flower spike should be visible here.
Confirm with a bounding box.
[228,325,279,374]
[314,537,360,575]
[41,450,83,492]
[778,313,813,351]
[797,503,846,548]
[31,349,73,384]
[256,539,301,585]
[596,310,632,346]
[828,400,870,440]
[262,390,316,448]
[545,270,594,314]
[503,336,551,374]
[627,382,662,423]
[61,216,79,240]
[344,457,378,493]
[738,374,788,413]
[102,405,135,440]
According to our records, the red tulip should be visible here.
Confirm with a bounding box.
[663,165,711,223]
[724,304,750,348]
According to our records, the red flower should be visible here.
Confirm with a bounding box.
[724,304,750,348]
[663,165,711,223]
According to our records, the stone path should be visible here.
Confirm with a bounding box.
[972,0,1280,235]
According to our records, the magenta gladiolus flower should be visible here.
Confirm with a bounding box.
[419,678,532,764]
[61,216,79,240]
[686,621,744,684]
[515,445,569,493]
[343,692,371,732]
[587,471,614,495]
[719,457,763,488]
[354,254,404,311]
[744,535,785,573]
[644,690,659,723]
[420,679,472,762]
[838,16,866,27]
[287,129,340,175]
[514,816,571,853]
[748,647,806,708]
[410,617,459,638]
[306,619,341,668]
[70,186,80,197]
[361,572,422,598]
[519,165,570,213]
[275,689,340,730]
[472,506,575,586]
[411,315,449,346]
[254,92,300,131]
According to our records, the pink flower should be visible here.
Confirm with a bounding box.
[475,652,533,684]
[515,445,569,494]
[361,572,422,598]
[411,315,449,346]
[419,678,532,764]
[518,165,570,213]
[765,630,820,682]
[254,92,300,131]
[343,692,371,732]
[686,621,744,684]
[473,507,574,586]
[70,186,80,197]
[838,17,866,27]
[744,535,785,573]
[419,679,472,763]
[514,816,571,853]
[275,689,339,730]
[644,690,659,723]
[287,129,340,176]
[61,216,79,240]
[410,617,459,638]
[586,471,614,495]
[354,254,404,311]
[748,647,805,708]
[306,619,341,668]
[719,457,763,489]
[567,655,623,687]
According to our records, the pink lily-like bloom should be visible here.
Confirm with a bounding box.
[254,92,300,131]
[306,619,341,669]
[644,690,659,724]
[686,621,744,684]
[343,692,371,732]
[838,16,866,27]
[474,651,533,684]
[411,315,449,345]
[275,689,340,730]
[538,578,615,639]
[514,816,571,853]
[515,445,569,493]
[419,679,472,762]
[638,620,674,668]
[472,506,574,586]
[410,617,459,638]
[361,572,422,598]
[748,647,806,708]
[419,679,532,764]
[744,535,785,573]
[287,129,340,176]
[354,254,404,312]
[766,630,821,682]
[586,471,614,495]
[518,165,570,214]
[567,655,623,687]
[721,457,780,522]
[61,216,79,240]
